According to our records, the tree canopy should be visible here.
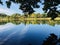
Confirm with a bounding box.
[0,0,60,20]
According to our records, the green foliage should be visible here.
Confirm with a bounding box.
[0,0,3,5]
[42,13,47,18]
[5,0,40,14]
[43,0,60,20]
[0,0,60,20]
[6,1,11,8]
[0,13,8,17]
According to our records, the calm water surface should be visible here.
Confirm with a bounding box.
[0,22,60,45]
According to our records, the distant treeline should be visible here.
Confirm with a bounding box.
[0,13,60,25]
[0,13,60,18]
[0,13,60,21]
[0,13,48,18]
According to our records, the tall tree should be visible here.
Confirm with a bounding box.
[0,0,60,20]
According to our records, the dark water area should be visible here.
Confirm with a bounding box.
[0,20,60,45]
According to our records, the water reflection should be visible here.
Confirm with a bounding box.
[42,33,60,45]
[0,20,60,45]
[0,20,60,26]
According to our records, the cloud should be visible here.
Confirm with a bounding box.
[0,25,29,45]
[20,25,29,35]
[0,23,15,32]
[0,8,17,15]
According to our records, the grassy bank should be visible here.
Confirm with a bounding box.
[21,17,60,21]
[0,17,60,21]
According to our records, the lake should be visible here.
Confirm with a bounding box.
[0,20,60,45]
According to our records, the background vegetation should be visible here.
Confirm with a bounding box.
[0,0,60,20]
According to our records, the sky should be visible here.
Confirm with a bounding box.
[0,0,44,15]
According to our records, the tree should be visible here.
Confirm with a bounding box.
[42,13,47,18]
[0,0,60,20]
[0,13,8,17]
[42,33,60,45]
[43,0,60,20]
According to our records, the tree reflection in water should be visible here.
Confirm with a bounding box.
[22,33,60,45]
[28,44,32,45]
[0,20,60,45]
[42,33,60,45]
[0,20,60,26]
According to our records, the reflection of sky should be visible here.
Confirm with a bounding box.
[0,23,15,32]
[0,23,60,45]
[0,23,30,45]
[29,24,60,36]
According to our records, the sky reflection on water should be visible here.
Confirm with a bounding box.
[0,23,60,45]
